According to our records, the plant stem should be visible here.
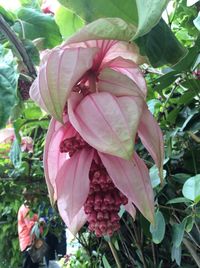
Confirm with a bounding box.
[0,14,36,78]
[183,238,200,268]
[108,240,122,268]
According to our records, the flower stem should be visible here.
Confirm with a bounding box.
[0,14,36,78]
[108,240,122,268]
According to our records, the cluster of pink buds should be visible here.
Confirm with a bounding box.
[18,78,31,100]
[60,134,90,157]
[59,133,128,237]
[84,161,128,237]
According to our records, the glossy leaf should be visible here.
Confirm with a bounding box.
[134,0,169,39]
[55,6,84,39]
[172,222,186,248]
[136,19,187,67]
[0,47,18,129]
[182,175,200,202]
[13,8,62,48]
[150,210,165,244]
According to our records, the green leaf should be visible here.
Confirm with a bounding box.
[149,165,166,188]
[102,255,112,268]
[183,216,194,233]
[0,46,18,129]
[173,38,200,71]
[58,0,138,25]
[172,222,186,247]
[9,139,21,167]
[133,0,169,39]
[153,71,179,92]
[150,210,166,244]
[66,17,137,44]
[182,175,200,202]
[13,8,62,48]
[55,6,84,39]
[171,244,182,266]
[194,12,200,31]
[166,197,192,204]
[136,19,187,67]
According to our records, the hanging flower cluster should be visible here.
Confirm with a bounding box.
[30,25,164,236]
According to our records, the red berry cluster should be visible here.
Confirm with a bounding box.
[60,134,90,157]
[84,161,128,237]
[18,79,31,100]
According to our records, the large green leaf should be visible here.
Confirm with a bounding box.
[13,8,62,48]
[58,0,169,39]
[134,0,169,39]
[55,6,84,39]
[150,210,166,244]
[58,0,138,25]
[136,19,187,67]
[182,175,200,203]
[0,47,18,129]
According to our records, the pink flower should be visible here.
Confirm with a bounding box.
[0,128,33,153]
[30,39,155,161]
[30,36,164,235]
[44,102,163,236]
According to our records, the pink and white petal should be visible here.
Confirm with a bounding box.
[98,68,145,98]
[138,105,164,182]
[68,92,143,160]
[59,207,87,236]
[30,47,98,122]
[102,41,146,66]
[101,57,147,97]
[43,118,76,204]
[99,152,155,223]
[0,128,15,143]
[56,149,94,222]
[124,202,136,219]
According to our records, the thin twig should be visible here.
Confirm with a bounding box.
[108,240,122,268]
[183,238,200,268]
[0,14,37,78]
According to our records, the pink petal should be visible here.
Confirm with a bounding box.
[99,152,155,223]
[30,47,98,122]
[68,92,143,160]
[124,202,136,219]
[59,207,87,236]
[0,128,15,143]
[138,105,164,182]
[56,149,94,222]
[43,118,76,204]
[98,67,145,98]
[101,57,147,97]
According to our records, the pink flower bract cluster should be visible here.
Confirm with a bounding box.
[30,33,164,236]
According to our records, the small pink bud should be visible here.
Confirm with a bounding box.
[86,195,94,205]
[94,203,101,211]
[103,212,109,220]
[104,193,114,205]
[99,221,107,232]
[107,228,113,236]
[88,212,96,222]
[95,193,102,205]
[110,213,120,223]
[93,171,101,179]
[97,212,104,220]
